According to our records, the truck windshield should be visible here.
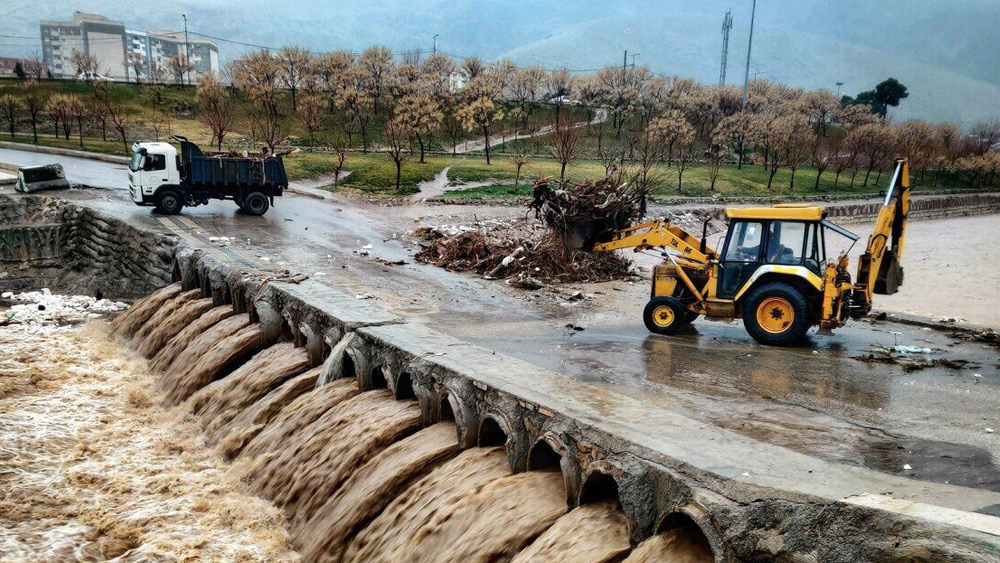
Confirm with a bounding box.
[129,151,144,172]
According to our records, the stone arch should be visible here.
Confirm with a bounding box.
[656,504,725,563]
[579,469,621,506]
[528,433,580,506]
[392,371,416,400]
[478,415,508,447]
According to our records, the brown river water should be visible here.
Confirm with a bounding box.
[1,287,714,562]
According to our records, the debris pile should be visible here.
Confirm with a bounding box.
[0,289,128,326]
[530,176,648,250]
[415,177,646,286]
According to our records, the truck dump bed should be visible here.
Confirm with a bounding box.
[174,136,287,190]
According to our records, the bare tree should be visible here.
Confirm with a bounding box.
[20,81,50,143]
[331,133,348,188]
[546,68,575,125]
[231,50,286,152]
[333,67,375,152]
[67,95,86,147]
[297,92,325,148]
[706,142,724,191]
[508,146,532,190]
[48,94,74,140]
[358,46,393,114]
[673,124,697,192]
[969,120,1000,156]
[195,72,235,150]
[70,49,99,80]
[383,116,412,191]
[0,93,19,138]
[713,113,754,169]
[101,85,133,153]
[419,54,457,100]
[165,55,195,86]
[23,52,46,80]
[648,110,693,167]
[277,46,311,110]
[548,117,583,181]
[461,57,485,80]
[125,52,146,84]
[850,123,896,186]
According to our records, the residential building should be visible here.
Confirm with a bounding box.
[40,12,127,80]
[39,11,218,83]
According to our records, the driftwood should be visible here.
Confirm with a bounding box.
[415,177,645,285]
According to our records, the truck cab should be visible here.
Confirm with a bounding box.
[129,141,181,206]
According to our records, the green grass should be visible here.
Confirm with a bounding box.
[284,148,989,199]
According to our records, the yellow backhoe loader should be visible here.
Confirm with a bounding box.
[593,158,911,346]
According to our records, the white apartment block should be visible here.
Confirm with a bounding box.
[40,11,219,83]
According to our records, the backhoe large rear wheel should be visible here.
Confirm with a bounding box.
[742,282,811,346]
[643,296,687,335]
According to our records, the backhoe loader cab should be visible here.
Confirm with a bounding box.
[593,158,911,346]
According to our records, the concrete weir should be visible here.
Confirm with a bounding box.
[6,194,1000,561]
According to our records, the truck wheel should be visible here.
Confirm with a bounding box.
[155,189,183,215]
[742,282,811,346]
[243,192,269,216]
[643,296,687,335]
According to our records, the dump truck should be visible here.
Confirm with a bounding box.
[593,158,911,346]
[129,136,287,216]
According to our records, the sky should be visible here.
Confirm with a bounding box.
[3,1,999,124]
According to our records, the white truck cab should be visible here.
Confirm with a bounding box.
[129,141,181,205]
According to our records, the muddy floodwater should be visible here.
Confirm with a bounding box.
[0,321,297,562]
[835,214,1000,326]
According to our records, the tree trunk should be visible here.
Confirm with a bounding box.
[514,165,522,189]
[678,169,684,193]
[560,161,566,180]
[767,168,778,190]
[53,117,59,137]
[395,160,401,190]
[875,169,883,186]
[483,126,491,165]
[863,165,873,186]
[814,168,823,190]
[31,118,37,143]
[417,133,425,163]
[850,169,858,188]
[76,118,83,147]
[361,125,368,154]
[101,121,107,141]
[291,87,297,111]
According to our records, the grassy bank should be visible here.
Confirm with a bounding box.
[282,150,976,198]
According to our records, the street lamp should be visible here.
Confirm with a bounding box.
[433,33,439,55]
[836,82,844,97]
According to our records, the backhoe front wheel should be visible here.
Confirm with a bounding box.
[643,296,687,335]
[742,282,811,346]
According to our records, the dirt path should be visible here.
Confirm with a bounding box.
[445,109,608,155]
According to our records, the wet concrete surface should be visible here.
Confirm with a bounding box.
[2,148,999,495]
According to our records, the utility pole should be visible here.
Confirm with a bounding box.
[720,10,733,86]
[182,14,190,87]
[741,0,757,109]
[433,33,438,55]
[623,49,628,72]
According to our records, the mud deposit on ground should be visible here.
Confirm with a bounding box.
[0,321,298,562]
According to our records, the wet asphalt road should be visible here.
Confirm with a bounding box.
[2,147,999,492]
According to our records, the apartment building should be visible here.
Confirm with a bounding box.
[40,11,219,83]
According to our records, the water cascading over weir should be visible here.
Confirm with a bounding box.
[5,194,998,562]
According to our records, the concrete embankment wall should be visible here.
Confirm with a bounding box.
[659,192,1000,235]
[0,195,174,297]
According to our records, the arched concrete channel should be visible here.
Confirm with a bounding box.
[168,244,1000,561]
[5,195,1000,561]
